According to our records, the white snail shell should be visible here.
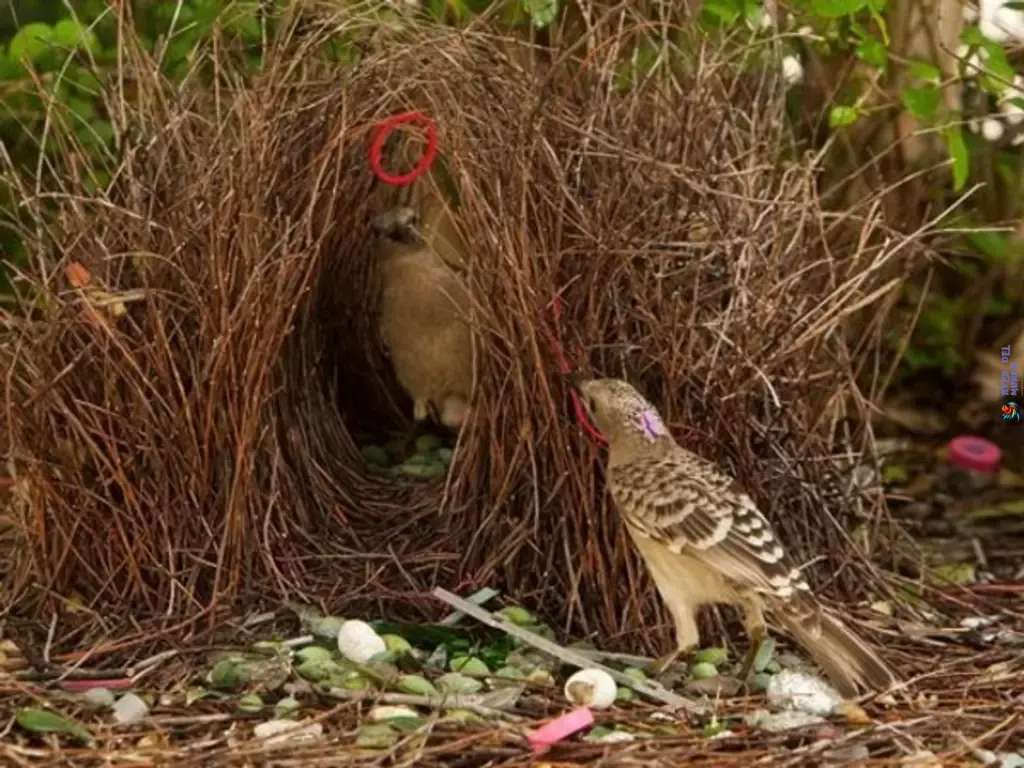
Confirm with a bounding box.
[564,668,617,709]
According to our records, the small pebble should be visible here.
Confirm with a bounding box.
[112,692,150,724]
[84,688,116,708]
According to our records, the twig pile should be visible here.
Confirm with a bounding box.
[1,10,929,652]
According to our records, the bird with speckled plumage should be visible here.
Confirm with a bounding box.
[573,376,897,698]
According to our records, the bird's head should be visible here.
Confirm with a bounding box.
[571,376,672,450]
[372,206,421,246]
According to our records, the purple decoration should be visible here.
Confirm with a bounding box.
[639,408,668,441]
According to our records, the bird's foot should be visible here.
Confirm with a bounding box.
[647,648,691,687]
[439,396,470,431]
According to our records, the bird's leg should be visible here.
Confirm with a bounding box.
[650,647,688,676]
[439,396,470,431]
[649,609,700,682]
[413,398,431,424]
[736,596,768,687]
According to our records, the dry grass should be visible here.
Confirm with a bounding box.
[1,7,935,659]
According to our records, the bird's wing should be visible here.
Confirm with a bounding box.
[611,454,811,601]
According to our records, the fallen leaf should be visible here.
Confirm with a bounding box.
[437,672,483,694]
[16,707,93,743]
[356,723,400,749]
[928,563,977,586]
[395,674,438,696]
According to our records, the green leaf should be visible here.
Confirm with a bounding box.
[15,707,92,744]
[907,58,941,84]
[690,661,718,679]
[524,0,559,28]
[296,646,335,664]
[395,674,439,696]
[960,25,985,47]
[295,657,344,682]
[210,659,247,690]
[496,606,534,626]
[752,636,777,673]
[811,0,867,18]
[901,85,941,122]
[437,672,484,694]
[702,0,744,23]
[381,634,412,655]
[356,723,399,749]
[450,656,490,677]
[693,647,730,665]
[237,693,264,713]
[855,36,887,69]
[9,23,55,63]
[866,0,887,11]
[943,126,970,192]
[185,686,211,706]
[274,696,300,718]
[828,105,861,127]
[986,295,1013,317]
[623,666,648,681]
[52,19,101,54]
[968,229,1012,263]
[615,686,635,702]
[978,43,1015,94]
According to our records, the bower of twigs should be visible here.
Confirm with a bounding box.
[2,11,926,657]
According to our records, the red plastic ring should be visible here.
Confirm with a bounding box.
[369,111,439,186]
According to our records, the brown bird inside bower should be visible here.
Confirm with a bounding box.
[0,17,925,657]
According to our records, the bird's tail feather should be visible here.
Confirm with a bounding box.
[775,601,897,699]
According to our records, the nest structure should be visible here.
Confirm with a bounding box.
[1,15,917,654]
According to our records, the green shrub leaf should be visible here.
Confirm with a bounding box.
[828,105,860,128]
[901,85,941,122]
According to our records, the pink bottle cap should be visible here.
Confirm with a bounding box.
[947,436,1001,473]
[526,706,595,753]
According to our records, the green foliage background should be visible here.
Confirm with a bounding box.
[0,0,1021,386]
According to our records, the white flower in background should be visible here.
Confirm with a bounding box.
[782,55,804,86]
[980,0,1024,42]
[748,6,775,30]
[999,75,1024,126]
[958,42,989,76]
[981,118,1005,141]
